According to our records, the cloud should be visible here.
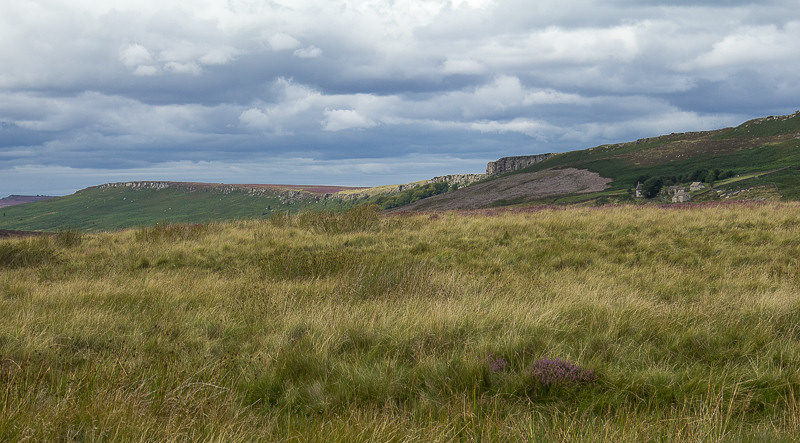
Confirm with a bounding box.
[268,33,301,51]
[323,109,377,131]
[120,44,153,68]
[237,78,323,134]
[469,119,557,139]
[441,59,486,75]
[164,61,202,75]
[198,48,238,65]
[684,22,800,70]
[293,46,322,58]
[133,65,160,76]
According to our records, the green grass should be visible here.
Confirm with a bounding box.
[2,203,800,440]
[0,185,357,232]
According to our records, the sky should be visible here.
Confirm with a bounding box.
[1,0,799,196]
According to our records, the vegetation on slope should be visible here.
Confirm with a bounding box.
[506,111,800,202]
[371,181,456,209]
[2,203,800,441]
[0,184,359,232]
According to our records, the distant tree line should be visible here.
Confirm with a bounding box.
[374,182,457,210]
[635,168,736,198]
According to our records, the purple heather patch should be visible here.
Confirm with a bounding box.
[486,353,507,373]
[530,358,597,387]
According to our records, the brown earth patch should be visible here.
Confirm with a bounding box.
[393,168,612,211]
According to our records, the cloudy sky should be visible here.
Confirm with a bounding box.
[2,0,799,196]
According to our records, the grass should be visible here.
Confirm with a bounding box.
[2,203,800,440]
[0,184,358,232]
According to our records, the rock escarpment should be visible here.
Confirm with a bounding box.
[486,154,553,176]
[427,174,485,186]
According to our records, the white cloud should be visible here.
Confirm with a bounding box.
[237,78,325,133]
[268,33,301,51]
[120,44,153,68]
[238,108,271,129]
[684,22,800,70]
[469,118,556,138]
[198,48,238,65]
[441,59,486,75]
[293,46,322,58]
[323,109,377,131]
[132,65,160,76]
[164,61,202,75]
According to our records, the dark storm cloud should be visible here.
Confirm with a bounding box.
[1,0,799,196]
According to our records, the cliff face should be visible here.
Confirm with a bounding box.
[486,154,553,176]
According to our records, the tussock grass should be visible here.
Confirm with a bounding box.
[2,203,800,440]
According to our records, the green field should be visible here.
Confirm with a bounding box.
[0,185,356,232]
[2,203,800,441]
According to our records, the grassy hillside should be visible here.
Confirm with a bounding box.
[0,183,358,232]
[2,203,800,441]
[375,111,800,211]
[510,112,800,200]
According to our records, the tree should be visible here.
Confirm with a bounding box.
[642,177,663,198]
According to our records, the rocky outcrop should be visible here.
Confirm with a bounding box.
[427,174,485,186]
[100,181,172,190]
[486,154,553,176]
[97,181,322,203]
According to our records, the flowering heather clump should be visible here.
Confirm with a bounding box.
[486,353,507,373]
[530,358,597,387]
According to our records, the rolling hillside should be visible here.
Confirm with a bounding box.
[399,111,800,210]
[0,182,364,232]
[0,175,479,232]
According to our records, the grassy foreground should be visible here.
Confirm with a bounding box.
[2,203,800,441]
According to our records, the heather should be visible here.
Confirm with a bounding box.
[2,203,800,441]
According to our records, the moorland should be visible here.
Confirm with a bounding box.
[2,203,800,441]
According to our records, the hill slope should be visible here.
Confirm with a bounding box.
[403,111,800,210]
[397,168,612,211]
[0,175,480,232]
[0,182,363,232]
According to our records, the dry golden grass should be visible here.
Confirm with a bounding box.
[2,202,800,441]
